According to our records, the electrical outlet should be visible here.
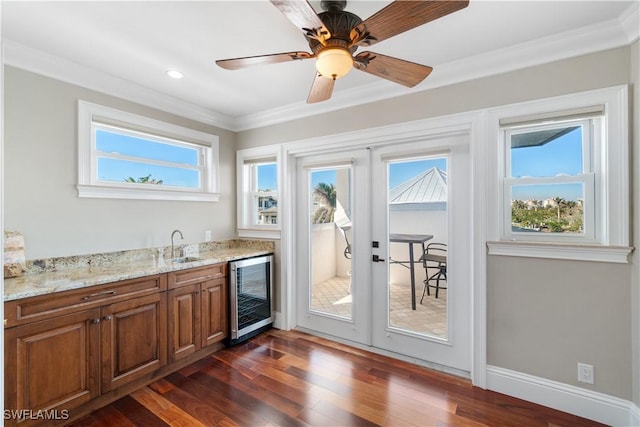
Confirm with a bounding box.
[204,230,212,242]
[577,362,594,384]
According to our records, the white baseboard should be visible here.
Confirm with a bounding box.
[273,311,284,330]
[486,365,636,426]
[630,402,640,426]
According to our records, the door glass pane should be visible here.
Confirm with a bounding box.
[309,167,352,319]
[388,157,448,339]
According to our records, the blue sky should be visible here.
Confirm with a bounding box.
[510,127,583,200]
[257,163,277,190]
[263,158,447,192]
[102,125,582,200]
[96,129,200,187]
[389,158,446,189]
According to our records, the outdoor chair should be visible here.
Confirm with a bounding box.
[420,243,447,301]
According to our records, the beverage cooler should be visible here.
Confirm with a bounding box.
[228,254,274,346]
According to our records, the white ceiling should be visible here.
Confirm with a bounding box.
[2,1,639,130]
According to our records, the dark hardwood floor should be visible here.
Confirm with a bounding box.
[69,329,605,427]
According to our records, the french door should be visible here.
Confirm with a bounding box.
[295,134,471,373]
[296,150,371,344]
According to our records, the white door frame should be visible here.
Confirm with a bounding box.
[294,150,372,345]
[370,134,471,374]
[280,110,488,387]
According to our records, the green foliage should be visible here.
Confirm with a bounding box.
[312,182,337,224]
[511,199,583,233]
[124,174,163,185]
[313,206,335,224]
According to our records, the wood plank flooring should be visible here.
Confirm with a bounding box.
[69,329,605,427]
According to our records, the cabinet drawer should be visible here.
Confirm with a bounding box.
[168,263,226,289]
[5,274,167,328]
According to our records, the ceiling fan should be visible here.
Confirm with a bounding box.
[216,0,469,104]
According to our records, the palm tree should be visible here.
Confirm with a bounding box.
[312,183,336,223]
[125,174,163,185]
[553,197,565,220]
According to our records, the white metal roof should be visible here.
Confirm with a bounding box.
[389,167,447,204]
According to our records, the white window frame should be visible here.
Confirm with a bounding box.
[487,85,633,263]
[77,100,220,202]
[237,145,282,239]
[502,118,597,243]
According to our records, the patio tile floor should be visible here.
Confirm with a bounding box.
[311,276,448,339]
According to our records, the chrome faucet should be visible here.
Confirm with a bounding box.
[171,229,184,258]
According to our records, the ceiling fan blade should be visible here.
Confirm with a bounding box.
[307,73,335,103]
[216,52,313,70]
[354,51,432,88]
[351,0,469,46]
[270,0,330,42]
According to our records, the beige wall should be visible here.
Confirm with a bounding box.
[236,45,637,401]
[487,255,632,399]
[4,66,236,259]
[236,47,630,150]
[631,39,640,407]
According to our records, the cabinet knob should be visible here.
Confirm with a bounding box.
[104,315,112,321]
[92,318,101,324]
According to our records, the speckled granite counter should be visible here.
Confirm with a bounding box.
[4,239,274,302]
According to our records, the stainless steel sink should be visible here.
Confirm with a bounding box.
[171,256,201,263]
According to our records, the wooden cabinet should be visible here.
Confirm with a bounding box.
[5,264,228,426]
[201,277,227,347]
[4,275,167,425]
[4,309,101,426]
[100,292,167,393]
[167,264,227,362]
[167,284,201,361]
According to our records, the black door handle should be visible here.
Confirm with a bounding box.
[372,255,385,263]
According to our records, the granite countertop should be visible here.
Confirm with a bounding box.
[4,240,273,302]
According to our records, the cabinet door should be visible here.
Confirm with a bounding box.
[167,284,201,362]
[5,308,101,426]
[101,293,167,393]
[201,277,227,347]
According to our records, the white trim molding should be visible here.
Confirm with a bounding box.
[236,145,283,239]
[77,100,220,202]
[280,110,487,387]
[4,3,637,132]
[486,85,630,262]
[487,241,634,263]
[487,365,638,426]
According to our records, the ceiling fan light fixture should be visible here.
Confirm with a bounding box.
[315,47,353,80]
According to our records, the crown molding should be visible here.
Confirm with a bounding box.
[3,2,638,132]
[3,40,236,131]
[235,2,639,131]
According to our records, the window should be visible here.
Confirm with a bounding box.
[488,85,631,262]
[503,118,595,242]
[251,162,278,226]
[237,146,282,238]
[77,100,219,201]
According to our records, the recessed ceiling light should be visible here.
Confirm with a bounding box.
[166,69,184,79]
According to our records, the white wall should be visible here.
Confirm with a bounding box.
[4,67,236,259]
[389,208,446,286]
[310,223,337,285]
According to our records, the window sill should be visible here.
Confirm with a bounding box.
[487,241,634,263]
[237,228,281,240]
[77,184,220,202]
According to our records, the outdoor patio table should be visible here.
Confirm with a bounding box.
[389,233,434,310]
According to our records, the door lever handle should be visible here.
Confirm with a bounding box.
[372,255,385,263]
